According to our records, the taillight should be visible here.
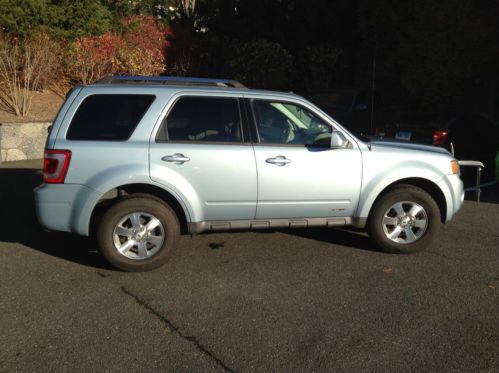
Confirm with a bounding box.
[43,150,71,184]
[432,130,448,145]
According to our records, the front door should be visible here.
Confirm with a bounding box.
[250,99,362,219]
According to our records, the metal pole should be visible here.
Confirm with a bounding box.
[476,166,482,203]
[370,56,376,136]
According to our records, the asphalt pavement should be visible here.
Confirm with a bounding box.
[0,160,498,372]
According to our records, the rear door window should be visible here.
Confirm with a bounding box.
[67,94,155,141]
[156,97,243,143]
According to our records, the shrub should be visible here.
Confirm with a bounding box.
[121,15,167,58]
[304,45,342,90]
[0,33,61,116]
[115,15,168,76]
[67,15,168,84]
[230,39,294,90]
[66,33,125,84]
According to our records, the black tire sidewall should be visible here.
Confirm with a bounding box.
[368,186,440,254]
[97,196,180,271]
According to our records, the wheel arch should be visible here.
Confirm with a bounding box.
[366,178,447,224]
[90,183,190,236]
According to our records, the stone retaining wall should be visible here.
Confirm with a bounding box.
[0,122,51,163]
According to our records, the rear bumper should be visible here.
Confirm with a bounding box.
[34,183,99,235]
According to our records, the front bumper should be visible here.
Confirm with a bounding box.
[438,174,464,222]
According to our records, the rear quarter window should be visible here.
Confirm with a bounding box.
[67,94,155,141]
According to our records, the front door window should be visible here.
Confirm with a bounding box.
[252,100,332,147]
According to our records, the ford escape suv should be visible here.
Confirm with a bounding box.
[34,76,464,271]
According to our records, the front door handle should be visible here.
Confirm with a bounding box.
[162,153,191,164]
[265,155,292,166]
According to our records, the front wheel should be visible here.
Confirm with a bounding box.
[97,195,180,271]
[368,185,441,254]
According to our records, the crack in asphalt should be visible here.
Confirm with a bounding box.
[426,250,458,262]
[121,287,235,373]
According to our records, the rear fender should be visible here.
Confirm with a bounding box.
[70,165,194,235]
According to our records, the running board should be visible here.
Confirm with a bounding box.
[188,217,366,234]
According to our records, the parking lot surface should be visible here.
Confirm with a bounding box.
[1,161,498,372]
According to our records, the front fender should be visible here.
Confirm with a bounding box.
[356,160,445,220]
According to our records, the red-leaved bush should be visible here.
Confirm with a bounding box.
[121,15,168,59]
[68,15,169,84]
[115,15,169,76]
[68,34,125,84]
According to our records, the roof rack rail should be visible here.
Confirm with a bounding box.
[95,75,247,89]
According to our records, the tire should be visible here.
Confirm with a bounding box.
[368,185,441,254]
[97,194,180,271]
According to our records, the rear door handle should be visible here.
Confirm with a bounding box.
[162,153,191,164]
[265,156,292,166]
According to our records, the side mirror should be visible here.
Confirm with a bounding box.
[330,130,348,148]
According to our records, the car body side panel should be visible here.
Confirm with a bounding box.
[46,86,82,149]
[150,143,257,221]
[253,145,362,218]
[35,171,194,237]
[34,183,95,233]
[44,87,195,235]
[356,146,463,222]
[148,91,260,222]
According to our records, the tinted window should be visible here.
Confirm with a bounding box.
[157,97,242,143]
[252,100,332,146]
[67,94,155,141]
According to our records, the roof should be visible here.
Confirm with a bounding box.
[89,75,303,100]
[94,75,247,88]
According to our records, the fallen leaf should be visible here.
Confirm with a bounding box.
[487,284,496,289]
[383,266,393,274]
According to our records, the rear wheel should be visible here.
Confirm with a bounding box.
[97,195,180,271]
[368,185,441,253]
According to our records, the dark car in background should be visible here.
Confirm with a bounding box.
[308,89,384,136]
[309,89,498,184]
[434,113,498,182]
[386,113,499,183]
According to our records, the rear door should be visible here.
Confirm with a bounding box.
[150,94,257,222]
[249,97,362,219]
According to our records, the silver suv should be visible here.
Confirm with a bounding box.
[34,76,464,271]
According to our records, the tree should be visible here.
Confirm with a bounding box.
[164,0,200,75]
[50,0,114,39]
[230,39,294,90]
[103,0,169,20]
[357,0,492,116]
[0,0,52,36]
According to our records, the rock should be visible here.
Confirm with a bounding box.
[1,125,22,148]
[6,148,27,161]
[1,122,51,162]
